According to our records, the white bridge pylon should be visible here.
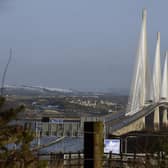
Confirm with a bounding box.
[161,52,168,101]
[126,9,151,116]
[126,9,167,116]
[153,32,161,103]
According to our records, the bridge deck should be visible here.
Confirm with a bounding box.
[105,102,168,133]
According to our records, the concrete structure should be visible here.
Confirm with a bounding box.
[127,9,151,116]
[106,103,168,136]
[17,117,82,137]
[41,118,82,137]
[161,52,168,100]
[162,108,168,128]
[153,32,161,130]
[161,52,168,128]
[153,32,161,103]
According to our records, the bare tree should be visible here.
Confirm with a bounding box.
[1,48,12,96]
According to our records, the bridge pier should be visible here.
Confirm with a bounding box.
[124,138,127,153]
[142,116,145,129]
[154,106,160,131]
[162,108,168,128]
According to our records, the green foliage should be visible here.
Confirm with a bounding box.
[0,96,47,168]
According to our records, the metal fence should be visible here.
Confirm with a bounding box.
[38,152,168,168]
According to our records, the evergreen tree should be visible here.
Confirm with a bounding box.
[0,96,47,168]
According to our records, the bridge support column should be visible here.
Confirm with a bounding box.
[154,106,160,131]
[162,108,168,128]
[142,116,145,129]
[124,138,127,153]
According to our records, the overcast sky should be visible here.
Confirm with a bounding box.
[0,1,167,91]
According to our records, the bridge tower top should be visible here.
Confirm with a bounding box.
[142,8,147,19]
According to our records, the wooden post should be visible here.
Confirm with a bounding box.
[84,121,104,168]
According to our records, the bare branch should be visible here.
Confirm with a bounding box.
[1,48,12,96]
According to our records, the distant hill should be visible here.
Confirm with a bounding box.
[3,85,73,96]
[2,85,129,97]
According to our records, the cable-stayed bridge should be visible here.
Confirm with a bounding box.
[105,9,168,136]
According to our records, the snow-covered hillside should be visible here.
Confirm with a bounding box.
[5,85,73,94]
